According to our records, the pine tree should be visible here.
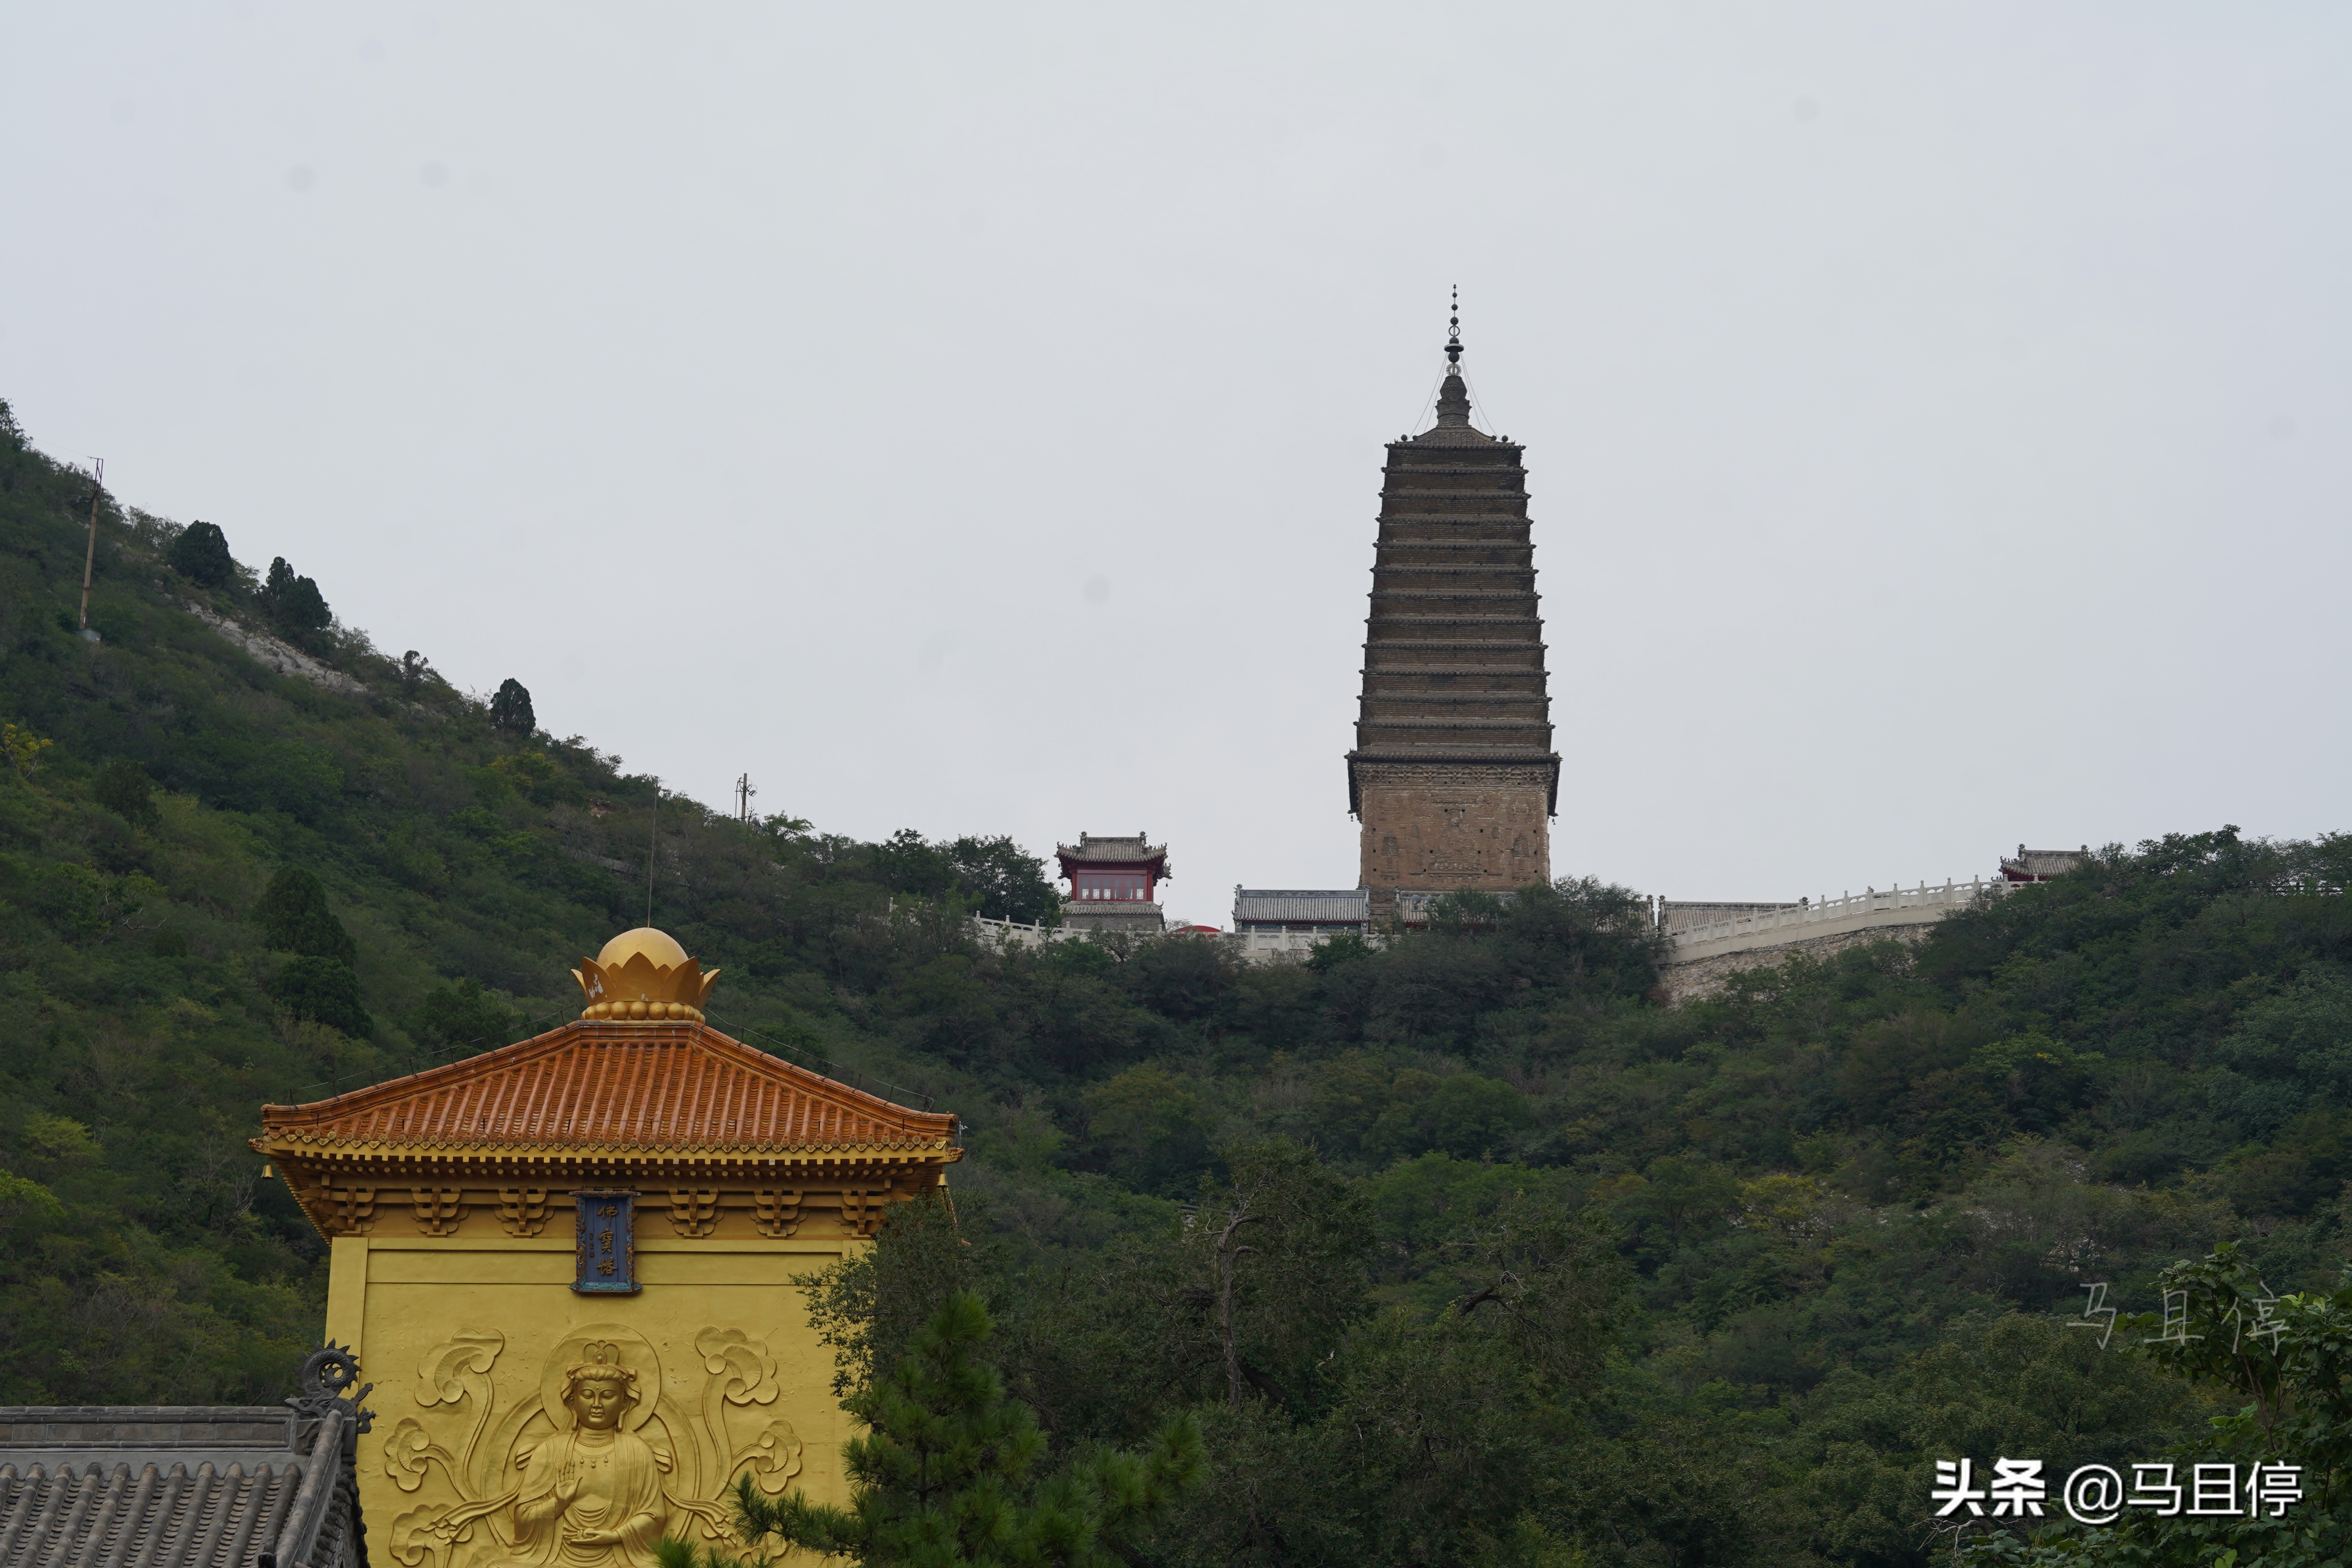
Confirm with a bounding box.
[255,868,369,1034]
[94,757,160,829]
[664,1292,1200,1568]
[262,555,330,631]
[490,677,535,736]
[165,520,236,588]
[255,866,358,964]
[271,956,374,1037]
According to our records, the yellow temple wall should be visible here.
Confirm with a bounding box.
[327,1229,861,1568]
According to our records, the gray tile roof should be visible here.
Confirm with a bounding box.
[1233,888,1370,924]
[0,1405,362,1568]
[1056,834,1165,864]
[2001,846,2089,881]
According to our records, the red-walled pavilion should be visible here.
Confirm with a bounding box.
[1056,831,1169,934]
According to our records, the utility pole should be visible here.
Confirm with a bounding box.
[734,773,757,824]
[77,459,103,634]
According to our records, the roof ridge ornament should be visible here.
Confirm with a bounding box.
[573,926,719,1022]
[287,1341,375,1434]
[1446,284,1462,368]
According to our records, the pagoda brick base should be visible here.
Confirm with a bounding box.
[1356,759,1553,922]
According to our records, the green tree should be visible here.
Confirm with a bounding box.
[871,829,1060,924]
[798,1193,993,1401]
[1563,1417,1818,1568]
[1303,1201,1631,1566]
[94,757,161,829]
[2207,967,2352,1140]
[1608,1155,1744,1260]
[1186,1139,1375,1410]
[165,520,236,587]
[272,955,374,1037]
[675,1292,1201,1568]
[490,677,536,736]
[254,866,358,963]
[1083,1064,1210,1194]
[945,835,1061,925]
[2,719,53,777]
[1127,937,1240,1024]
[407,977,518,1051]
[1445,1194,1631,1386]
[261,556,330,631]
[1363,1071,1532,1163]
[1965,1243,2352,1566]
[1907,1312,2207,1485]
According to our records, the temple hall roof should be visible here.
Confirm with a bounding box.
[258,1022,955,1157]
[1232,888,1370,925]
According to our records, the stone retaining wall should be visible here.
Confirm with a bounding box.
[1659,924,1933,1004]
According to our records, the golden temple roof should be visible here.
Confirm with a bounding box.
[258,1020,955,1154]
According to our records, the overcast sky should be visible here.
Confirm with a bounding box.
[4,5,2346,927]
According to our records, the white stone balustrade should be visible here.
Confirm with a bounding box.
[1668,877,2016,954]
[971,915,1090,949]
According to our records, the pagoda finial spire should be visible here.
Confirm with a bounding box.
[1432,285,1474,428]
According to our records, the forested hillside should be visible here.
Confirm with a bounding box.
[4,399,2349,1565]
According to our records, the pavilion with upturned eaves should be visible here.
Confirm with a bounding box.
[1055,831,1169,935]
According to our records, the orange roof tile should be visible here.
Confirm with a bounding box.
[260,1020,954,1153]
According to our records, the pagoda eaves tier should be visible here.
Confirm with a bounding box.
[1349,330,1559,921]
[253,1018,960,1241]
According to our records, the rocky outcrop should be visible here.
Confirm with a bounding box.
[183,600,367,697]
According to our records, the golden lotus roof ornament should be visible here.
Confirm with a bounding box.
[572,926,720,1022]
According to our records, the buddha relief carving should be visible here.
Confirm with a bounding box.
[384,1324,802,1568]
[487,1346,663,1567]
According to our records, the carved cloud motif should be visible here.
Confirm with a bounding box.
[738,1418,804,1494]
[389,1501,461,1568]
[385,1418,441,1495]
[694,1327,779,1407]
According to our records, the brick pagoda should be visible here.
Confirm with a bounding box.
[1348,300,1559,922]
